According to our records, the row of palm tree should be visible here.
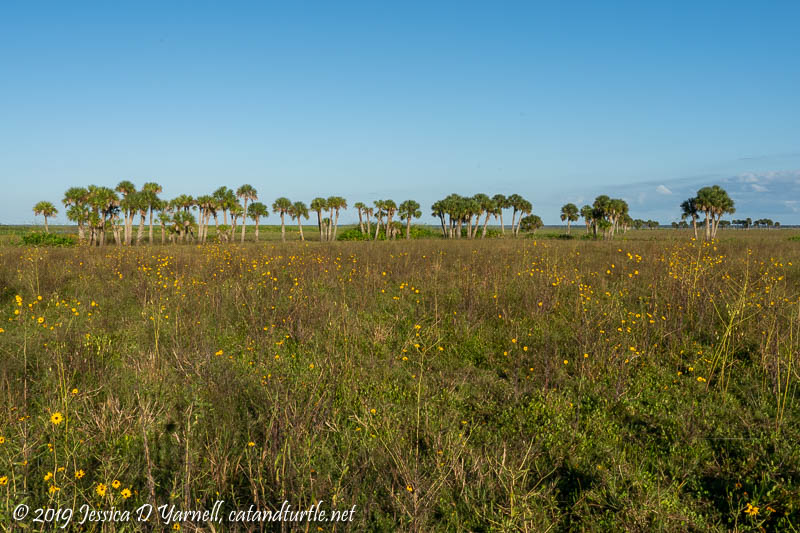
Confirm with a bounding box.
[35,183,746,244]
[429,193,533,239]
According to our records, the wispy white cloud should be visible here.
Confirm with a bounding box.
[751,183,768,192]
[655,185,672,195]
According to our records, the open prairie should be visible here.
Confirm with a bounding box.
[1,230,799,531]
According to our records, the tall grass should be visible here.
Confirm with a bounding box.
[0,234,798,531]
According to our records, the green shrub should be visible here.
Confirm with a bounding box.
[19,231,76,246]
[337,228,372,241]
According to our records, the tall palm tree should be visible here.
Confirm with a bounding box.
[116,180,137,245]
[560,203,579,234]
[363,206,374,237]
[472,194,496,238]
[229,202,243,241]
[272,197,292,242]
[236,184,258,243]
[580,205,593,233]
[289,201,309,241]
[62,187,89,241]
[247,201,268,241]
[142,182,162,243]
[158,210,171,244]
[383,200,397,240]
[462,196,480,239]
[134,191,149,245]
[591,195,611,238]
[431,201,447,238]
[195,195,213,243]
[681,197,700,240]
[329,197,347,241]
[507,194,524,236]
[88,186,119,246]
[398,200,421,239]
[33,201,58,232]
[492,194,509,235]
[373,200,386,240]
[514,199,532,236]
[310,197,328,241]
[354,202,367,233]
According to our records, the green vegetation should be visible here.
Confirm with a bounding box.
[1,232,799,530]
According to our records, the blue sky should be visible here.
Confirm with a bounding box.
[2,1,799,225]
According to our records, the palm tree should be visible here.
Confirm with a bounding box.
[88,186,119,246]
[272,197,292,242]
[363,206,374,237]
[229,202,243,241]
[373,200,386,240]
[289,201,309,241]
[383,200,398,240]
[116,180,137,245]
[134,191,149,245]
[431,200,447,238]
[213,186,235,227]
[680,197,700,240]
[462,196,480,239]
[398,200,421,239]
[195,195,214,243]
[591,195,611,238]
[354,202,367,233]
[33,201,58,232]
[62,187,89,241]
[560,203,579,234]
[142,182,162,243]
[236,184,258,242]
[329,197,347,241]
[247,201,268,241]
[492,194,509,235]
[514,199,532,236]
[473,194,496,238]
[580,205,593,233]
[310,197,328,242]
[507,194,524,236]
[157,210,172,244]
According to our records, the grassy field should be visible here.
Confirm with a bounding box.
[1,231,799,531]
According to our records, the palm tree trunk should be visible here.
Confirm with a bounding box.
[255,219,260,241]
[499,212,505,235]
[44,216,49,233]
[160,223,165,244]
[136,213,145,245]
[127,212,133,245]
[148,210,154,243]
[481,213,491,238]
[358,211,364,233]
[241,200,248,243]
[406,217,411,239]
[374,217,382,241]
[366,214,371,236]
[280,212,286,242]
[317,211,324,241]
[333,210,341,241]
[297,219,305,241]
[510,210,517,237]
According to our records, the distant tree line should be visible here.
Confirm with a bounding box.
[33,182,776,245]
